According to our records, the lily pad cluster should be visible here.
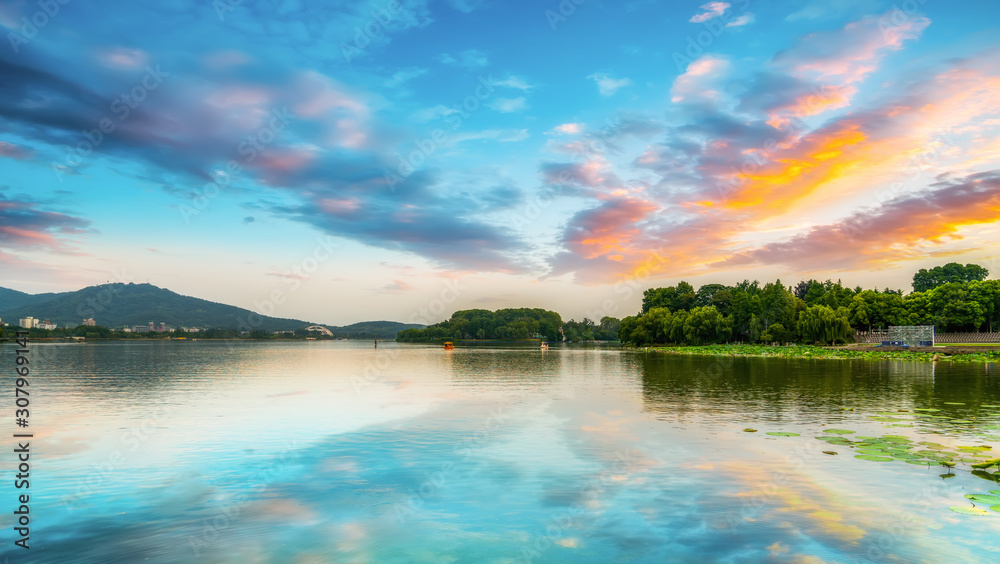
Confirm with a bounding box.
[863,406,1000,442]
[750,401,1000,515]
[950,491,1000,515]
[814,432,998,468]
[652,344,1000,363]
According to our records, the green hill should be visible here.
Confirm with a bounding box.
[334,321,425,339]
[0,287,67,312]
[0,283,315,331]
[0,283,423,335]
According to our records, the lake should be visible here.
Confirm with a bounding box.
[3,341,1000,562]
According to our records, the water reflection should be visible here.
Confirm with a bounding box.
[636,353,1000,426]
[2,342,998,563]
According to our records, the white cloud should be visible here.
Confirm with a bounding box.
[494,75,534,91]
[436,53,458,65]
[447,0,486,12]
[588,73,632,97]
[450,129,530,144]
[786,0,875,21]
[550,123,582,135]
[411,104,459,123]
[386,67,429,87]
[99,47,148,69]
[490,97,527,113]
[437,49,489,68]
[726,13,755,27]
[689,2,730,23]
[670,55,731,103]
[499,129,529,142]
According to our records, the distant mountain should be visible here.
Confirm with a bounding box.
[0,283,424,335]
[335,321,425,338]
[0,287,67,312]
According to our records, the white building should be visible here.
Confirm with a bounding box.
[18,317,36,329]
[39,320,58,330]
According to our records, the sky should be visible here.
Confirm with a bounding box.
[1,0,1000,326]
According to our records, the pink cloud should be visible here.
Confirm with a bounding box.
[0,141,34,160]
[671,55,732,103]
[551,50,1000,283]
[379,280,415,294]
[690,2,730,23]
[318,198,361,217]
[551,123,582,135]
[774,11,930,84]
[0,195,91,253]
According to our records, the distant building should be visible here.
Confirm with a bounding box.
[122,327,132,333]
[148,321,155,332]
[18,317,36,329]
[39,320,58,330]
[82,318,96,326]
[157,322,168,333]
[133,325,150,333]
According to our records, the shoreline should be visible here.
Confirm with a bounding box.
[637,344,1000,363]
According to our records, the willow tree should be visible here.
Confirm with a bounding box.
[682,306,731,345]
[798,305,853,345]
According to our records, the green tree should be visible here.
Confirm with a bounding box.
[694,284,728,307]
[597,316,621,340]
[397,308,563,343]
[921,282,986,331]
[727,280,761,340]
[642,282,696,314]
[760,323,793,343]
[744,280,797,341]
[682,306,730,345]
[798,305,853,345]
[793,280,813,300]
[848,293,872,330]
[912,262,989,292]
[668,310,689,343]
[969,279,1000,331]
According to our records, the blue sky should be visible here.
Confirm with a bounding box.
[2,0,1000,325]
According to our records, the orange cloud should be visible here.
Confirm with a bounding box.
[710,123,868,215]
[766,84,857,128]
[720,170,1000,271]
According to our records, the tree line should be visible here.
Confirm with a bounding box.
[397,308,564,342]
[619,263,996,346]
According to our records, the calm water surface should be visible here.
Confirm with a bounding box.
[3,341,1000,563]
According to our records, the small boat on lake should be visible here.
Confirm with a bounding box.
[443,342,455,350]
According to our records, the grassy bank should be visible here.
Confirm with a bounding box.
[641,344,1000,363]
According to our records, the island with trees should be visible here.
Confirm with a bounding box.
[618,262,998,347]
